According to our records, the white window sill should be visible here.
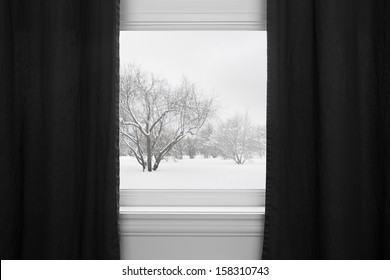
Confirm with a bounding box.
[120,206,264,237]
[119,190,265,237]
[120,189,266,207]
[120,206,264,215]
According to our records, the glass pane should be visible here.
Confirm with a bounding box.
[120,31,266,189]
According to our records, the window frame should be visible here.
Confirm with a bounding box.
[120,0,267,31]
[119,0,267,214]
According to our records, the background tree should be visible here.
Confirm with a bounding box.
[169,138,185,159]
[197,122,219,158]
[120,64,215,171]
[214,113,259,164]
[184,136,199,159]
[253,125,266,158]
[119,134,133,156]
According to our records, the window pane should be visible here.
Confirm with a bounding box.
[120,31,266,189]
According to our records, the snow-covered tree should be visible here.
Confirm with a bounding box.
[215,114,258,164]
[119,135,132,156]
[253,125,266,158]
[168,138,185,159]
[197,122,219,158]
[119,64,215,171]
[184,136,199,159]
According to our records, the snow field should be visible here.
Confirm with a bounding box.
[120,156,266,189]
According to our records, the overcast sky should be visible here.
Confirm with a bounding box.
[120,31,267,126]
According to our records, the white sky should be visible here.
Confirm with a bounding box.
[120,31,267,125]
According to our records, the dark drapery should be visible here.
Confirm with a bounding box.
[263,0,390,259]
[0,0,120,259]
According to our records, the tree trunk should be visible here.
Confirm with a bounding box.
[146,135,152,172]
[179,149,183,159]
[153,156,162,171]
[152,138,181,171]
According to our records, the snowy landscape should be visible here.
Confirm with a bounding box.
[119,31,267,189]
[120,156,266,189]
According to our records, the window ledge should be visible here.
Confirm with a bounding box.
[120,206,264,215]
[120,189,266,208]
[119,206,264,237]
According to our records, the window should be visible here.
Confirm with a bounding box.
[120,31,266,190]
[119,2,266,259]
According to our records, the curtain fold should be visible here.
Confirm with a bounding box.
[0,0,120,259]
[263,0,390,259]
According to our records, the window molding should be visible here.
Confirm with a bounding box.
[120,189,266,207]
[120,0,267,31]
[120,207,264,237]
[120,190,265,237]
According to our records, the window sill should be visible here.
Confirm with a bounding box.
[120,189,266,207]
[120,206,264,215]
[120,206,264,237]
[119,189,265,237]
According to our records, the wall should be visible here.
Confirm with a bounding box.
[120,206,264,260]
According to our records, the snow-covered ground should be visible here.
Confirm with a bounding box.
[120,156,266,189]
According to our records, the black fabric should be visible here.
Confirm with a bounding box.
[263,0,390,259]
[0,0,120,259]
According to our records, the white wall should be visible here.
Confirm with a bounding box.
[119,208,264,260]
[121,236,262,260]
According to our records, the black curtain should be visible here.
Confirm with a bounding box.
[263,0,390,259]
[0,0,120,259]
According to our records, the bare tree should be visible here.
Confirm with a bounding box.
[184,136,199,159]
[120,64,215,171]
[197,122,219,158]
[253,125,266,158]
[215,114,258,164]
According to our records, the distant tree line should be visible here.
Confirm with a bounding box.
[165,118,266,164]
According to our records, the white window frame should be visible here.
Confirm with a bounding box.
[119,0,267,246]
[120,0,267,31]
